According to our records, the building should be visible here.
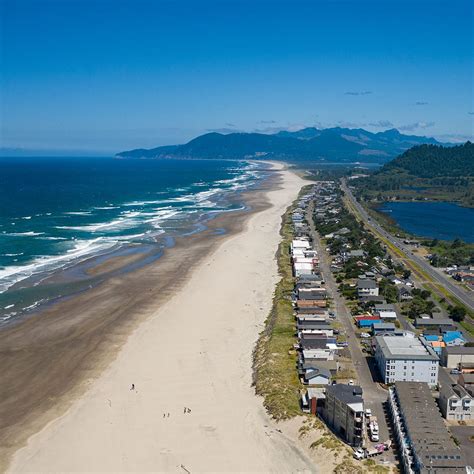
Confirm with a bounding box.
[438,383,473,421]
[301,387,325,415]
[323,384,364,447]
[355,316,383,328]
[374,335,439,386]
[442,331,466,346]
[388,382,467,473]
[373,303,398,321]
[398,285,413,301]
[372,322,396,335]
[357,279,379,297]
[414,317,454,329]
[459,373,474,397]
[440,346,474,368]
[304,366,332,385]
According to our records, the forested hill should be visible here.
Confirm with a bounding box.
[380,142,474,178]
[116,127,443,163]
[354,142,474,206]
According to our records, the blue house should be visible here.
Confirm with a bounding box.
[442,331,465,346]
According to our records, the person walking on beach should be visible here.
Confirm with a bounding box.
[131,383,135,390]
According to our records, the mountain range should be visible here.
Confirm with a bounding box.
[116,127,444,163]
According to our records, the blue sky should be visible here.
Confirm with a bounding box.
[1,0,473,153]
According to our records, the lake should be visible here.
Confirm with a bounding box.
[379,201,474,243]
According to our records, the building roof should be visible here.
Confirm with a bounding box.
[354,315,381,321]
[393,382,466,471]
[306,367,332,380]
[374,303,396,311]
[326,384,363,405]
[375,335,439,361]
[372,322,396,330]
[443,346,474,355]
[357,278,377,289]
[442,331,465,343]
[415,318,454,327]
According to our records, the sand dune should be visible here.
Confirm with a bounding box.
[9,164,316,473]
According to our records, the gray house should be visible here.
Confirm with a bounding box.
[438,383,473,421]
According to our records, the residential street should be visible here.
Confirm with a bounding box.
[307,202,396,463]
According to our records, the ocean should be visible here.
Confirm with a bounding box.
[0,157,266,323]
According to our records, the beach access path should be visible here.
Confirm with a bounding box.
[8,163,316,473]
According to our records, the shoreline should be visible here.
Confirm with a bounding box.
[2,164,317,472]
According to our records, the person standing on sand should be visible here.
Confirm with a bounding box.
[131,383,135,390]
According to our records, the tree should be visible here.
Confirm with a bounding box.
[402,269,411,279]
[448,305,467,322]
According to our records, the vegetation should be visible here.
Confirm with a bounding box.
[355,142,474,207]
[448,305,467,322]
[402,288,436,319]
[425,238,474,267]
[253,192,309,419]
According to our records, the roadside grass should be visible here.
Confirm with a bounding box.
[253,188,312,419]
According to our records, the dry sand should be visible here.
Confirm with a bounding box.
[7,164,317,473]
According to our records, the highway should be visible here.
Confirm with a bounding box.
[341,180,474,312]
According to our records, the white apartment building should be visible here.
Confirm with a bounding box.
[374,335,439,386]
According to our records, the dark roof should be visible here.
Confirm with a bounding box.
[374,303,396,311]
[300,339,328,350]
[357,278,377,289]
[443,346,474,355]
[297,321,332,330]
[306,367,332,380]
[326,384,363,404]
[415,318,454,327]
[393,382,466,471]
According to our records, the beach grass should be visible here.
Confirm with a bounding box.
[253,192,308,419]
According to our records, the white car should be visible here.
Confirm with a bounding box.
[353,448,364,460]
[365,408,372,418]
[348,379,354,386]
[370,432,380,442]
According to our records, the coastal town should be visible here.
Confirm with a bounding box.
[288,182,473,473]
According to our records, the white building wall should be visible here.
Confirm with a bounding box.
[375,347,438,386]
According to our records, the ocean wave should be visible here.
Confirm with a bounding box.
[56,217,139,232]
[0,237,118,293]
[37,236,68,241]
[1,253,24,257]
[93,205,120,210]
[64,211,93,216]
[4,231,45,237]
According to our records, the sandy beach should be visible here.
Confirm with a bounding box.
[4,164,316,473]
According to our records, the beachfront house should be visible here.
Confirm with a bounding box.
[304,366,332,385]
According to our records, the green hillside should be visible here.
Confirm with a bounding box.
[355,142,474,206]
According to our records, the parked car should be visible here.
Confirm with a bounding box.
[353,448,364,460]
[365,408,372,418]
[348,379,354,386]
[450,368,461,375]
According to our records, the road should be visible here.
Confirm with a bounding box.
[307,202,395,463]
[341,180,474,312]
